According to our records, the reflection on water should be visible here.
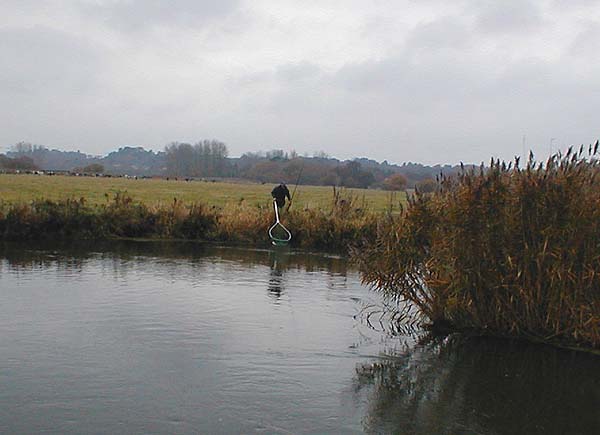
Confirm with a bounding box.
[1,241,598,435]
[268,260,285,300]
[0,240,349,274]
[355,336,600,435]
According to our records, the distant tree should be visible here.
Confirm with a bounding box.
[336,161,375,188]
[416,178,437,193]
[266,149,287,161]
[165,140,230,177]
[11,141,33,154]
[383,173,408,191]
[313,150,330,159]
[165,142,195,176]
[0,155,38,170]
[282,159,303,184]
[82,163,104,174]
[243,160,283,183]
[319,172,338,186]
[240,151,265,160]
[299,159,334,185]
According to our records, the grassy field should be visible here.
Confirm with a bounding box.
[0,174,405,212]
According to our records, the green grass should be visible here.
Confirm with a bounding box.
[0,174,405,212]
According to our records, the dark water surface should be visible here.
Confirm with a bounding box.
[0,242,598,435]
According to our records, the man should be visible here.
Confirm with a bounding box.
[271,183,291,208]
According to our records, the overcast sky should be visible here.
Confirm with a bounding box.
[1,0,599,164]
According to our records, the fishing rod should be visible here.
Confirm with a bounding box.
[285,160,304,213]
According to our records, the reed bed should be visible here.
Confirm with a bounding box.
[0,188,378,252]
[355,144,600,349]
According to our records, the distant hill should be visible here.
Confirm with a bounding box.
[7,145,166,176]
[101,147,166,176]
[7,147,95,171]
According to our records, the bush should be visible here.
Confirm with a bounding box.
[383,173,408,191]
[0,199,103,240]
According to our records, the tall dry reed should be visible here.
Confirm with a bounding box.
[355,144,600,349]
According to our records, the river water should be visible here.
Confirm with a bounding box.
[0,242,598,435]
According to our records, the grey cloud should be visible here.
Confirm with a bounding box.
[276,62,322,82]
[334,42,594,114]
[252,23,598,162]
[333,52,483,107]
[551,0,600,9]
[233,62,323,92]
[473,0,544,34]
[338,15,479,99]
[83,0,241,32]
[404,16,472,52]
[230,62,325,119]
[0,26,105,96]
[568,22,600,59]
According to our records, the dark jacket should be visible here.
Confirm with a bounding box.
[271,184,291,208]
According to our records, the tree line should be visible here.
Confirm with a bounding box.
[5,140,462,189]
[0,154,38,171]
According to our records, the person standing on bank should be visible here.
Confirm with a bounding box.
[271,183,291,209]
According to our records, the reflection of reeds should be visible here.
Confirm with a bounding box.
[0,187,378,251]
[354,335,599,435]
[0,240,351,276]
[356,144,600,349]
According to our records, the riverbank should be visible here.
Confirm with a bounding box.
[0,189,379,251]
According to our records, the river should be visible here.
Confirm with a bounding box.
[0,242,598,434]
